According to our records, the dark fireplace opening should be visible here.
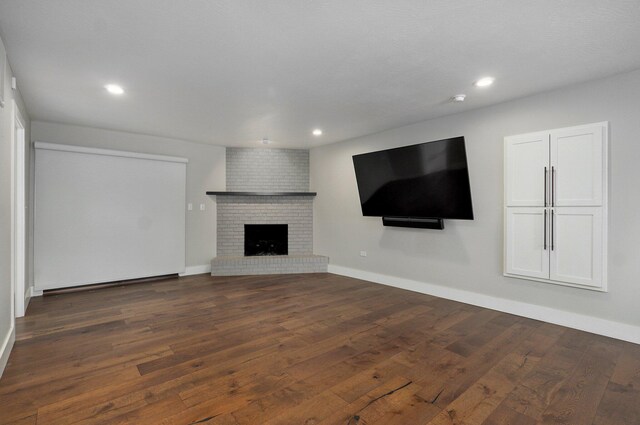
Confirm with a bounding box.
[244,224,288,256]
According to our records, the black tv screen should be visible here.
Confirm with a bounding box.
[352,137,474,220]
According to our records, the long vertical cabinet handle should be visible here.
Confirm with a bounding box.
[551,166,555,207]
[544,167,548,207]
[544,209,547,250]
[551,210,555,251]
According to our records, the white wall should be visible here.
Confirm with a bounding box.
[31,122,225,275]
[0,36,31,375]
[311,69,640,336]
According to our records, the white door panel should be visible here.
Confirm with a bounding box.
[551,124,604,206]
[505,132,549,207]
[505,208,549,279]
[550,208,603,287]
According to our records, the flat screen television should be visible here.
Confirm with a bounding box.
[352,136,474,221]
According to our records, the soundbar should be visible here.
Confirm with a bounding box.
[382,217,444,230]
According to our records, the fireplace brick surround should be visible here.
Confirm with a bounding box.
[217,196,312,257]
[210,148,328,276]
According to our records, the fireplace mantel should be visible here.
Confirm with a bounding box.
[206,191,316,197]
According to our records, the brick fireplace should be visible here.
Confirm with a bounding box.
[209,148,328,276]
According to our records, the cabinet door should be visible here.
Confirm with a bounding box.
[549,207,603,288]
[505,208,549,279]
[550,123,605,206]
[505,132,550,207]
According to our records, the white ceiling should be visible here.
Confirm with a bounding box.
[1,1,639,148]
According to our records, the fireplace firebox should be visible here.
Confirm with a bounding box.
[244,224,288,256]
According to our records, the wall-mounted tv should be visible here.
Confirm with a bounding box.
[352,137,474,226]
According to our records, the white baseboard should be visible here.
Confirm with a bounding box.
[328,264,640,345]
[24,286,34,312]
[0,324,16,379]
[179,264,212,277]
[31,287,43,297]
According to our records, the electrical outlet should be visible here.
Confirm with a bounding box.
[200,204,205,211]
[359,251,367,257]
[187,203,193,211]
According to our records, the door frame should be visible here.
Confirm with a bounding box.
[11,99,27,318]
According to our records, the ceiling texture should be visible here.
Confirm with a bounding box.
[1,0,639,148]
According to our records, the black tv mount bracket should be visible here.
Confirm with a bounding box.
[382,217,444,230]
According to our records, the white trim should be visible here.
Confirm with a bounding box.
[11,101,27,318]
[0,36,6,108]
[33,141,189,163]
[328,264,640,345]
[31,288,43,297]
[179,265,212,276]
[24,287,31,310]
[0,325,15,379]
[602,122,609,291]
[503,272,606,292]
[504,121,610,139]
[24,286,35,311]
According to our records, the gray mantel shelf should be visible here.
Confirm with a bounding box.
[206,191,316,197]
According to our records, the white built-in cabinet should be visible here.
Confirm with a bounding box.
[504,122,608,291]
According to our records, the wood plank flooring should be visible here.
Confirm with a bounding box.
[1,273,638,424]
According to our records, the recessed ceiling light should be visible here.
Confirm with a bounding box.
[451,94,466,102]
[312,129,323,136]
[104,84,124,95]
[474,77,495,88]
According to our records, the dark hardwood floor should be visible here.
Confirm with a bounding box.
[1,273,638,424]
